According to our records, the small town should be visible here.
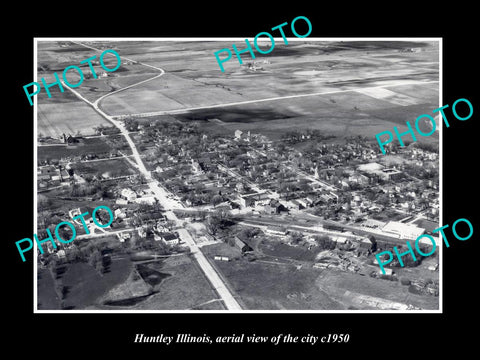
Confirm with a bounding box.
[35,39,440,311]
[36,117,440,310]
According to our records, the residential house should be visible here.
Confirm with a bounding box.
[114,208,127,219]
[296,198,310,209]
[121,188,137,202]
[69,207,94,228]
[234,130,243,140]
[116,232,131,243]
[265,199,287,214]
[137,226,147,238]
[191,159,203,173]
[290,199,303,210]
[116,198,128,205]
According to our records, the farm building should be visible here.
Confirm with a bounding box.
[233,236,253,253]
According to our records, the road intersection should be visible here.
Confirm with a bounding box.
[62,42,242,310]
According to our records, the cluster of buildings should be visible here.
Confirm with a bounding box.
[117,187,157,205]
[37,165,71,191]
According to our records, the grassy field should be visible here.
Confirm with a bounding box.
[96,254,222,310]
[36,41,158,138]
[48,257,133,310]
[170,82,439,143]
[200,242,243,259]
[100,72,246,115]
[413,219,440,233]
[202,240,439,310]
[36,43,112,139]
[208,254,344,310]
[37,268,61,310]
[69,157,136,177]
[37,136,125,162]
[100,266,153,304]
[38,100,110,138]
[78,73,159,103]
[315,267,439,310]
[202,242,342,310]
[95,40,438,118]
[37,40,439,143]
[259,240,320,262]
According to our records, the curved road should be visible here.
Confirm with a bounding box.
[64,41,242,311]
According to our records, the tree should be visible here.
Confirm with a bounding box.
[206,208,232,235]
[418,197,429,211]
[407,202,414,214]
[297,179,311,193]
[376,194,390,207]
[238,227,261,240]
[278,181,289,195]
[289,231,303,245]
[88,249,102,269]
[314,235,336,250]
[206,216,220,236]
[368,235,377,252]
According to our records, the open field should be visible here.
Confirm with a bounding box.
[38,257,133,310]
[203,250,344,310]
[38,252,222,310]
[37,136,129,162]
[37,268,61,310]
[121,256,222,310]
[96,40,438,118]
[101,72,246,115]
[413,219,440,233]
[94,254,223,310]
[315,267,439,310]
[202,240,438,310]
[37,41,159,101]
[259,240,320,262]
[38,99,110,138]
[180,83,439,143]
[36,41,159,138]
[69,157,136,177]
[37,42,98,72]
[37,40,439,144]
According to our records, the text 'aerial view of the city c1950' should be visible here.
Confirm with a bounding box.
[35,39,440,312]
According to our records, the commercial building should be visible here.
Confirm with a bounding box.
[382,221,425,240]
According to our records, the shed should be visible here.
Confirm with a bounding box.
[233,236,253,253]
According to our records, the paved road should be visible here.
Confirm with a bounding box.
[112,80,440,119]
[62,43,242,310]
[75,227,133,240]
[70,41,165,113]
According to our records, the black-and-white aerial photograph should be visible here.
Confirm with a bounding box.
[34,38,441,312]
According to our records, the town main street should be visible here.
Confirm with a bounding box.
[62,42,242,311]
